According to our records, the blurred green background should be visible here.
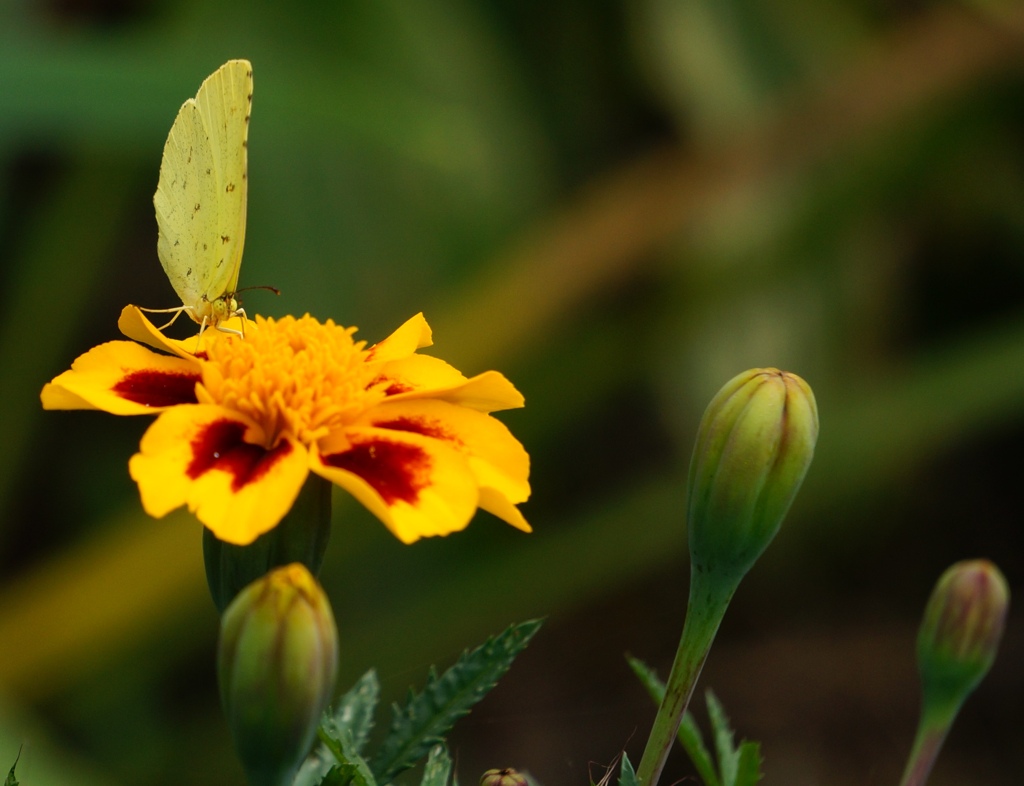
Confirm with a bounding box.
[2,1,1023,784]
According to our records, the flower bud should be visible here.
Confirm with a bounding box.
[480,769,528,786]
[218,563,339,786]
[687,368,818,584]
[917,559,1008,708]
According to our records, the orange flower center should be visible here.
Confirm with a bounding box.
[196,315,386,446]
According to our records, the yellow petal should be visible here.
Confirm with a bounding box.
[371,354,468,397]
[311,426,477,543]
[119,305,255,359]
[478,487,532,533]
[128,405,309,545]
[41,340,201,414]
[365,313,433,363]
[360,399,530,508]
[415,370,526,412]
[374,355,524,412]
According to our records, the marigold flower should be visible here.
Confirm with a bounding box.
[42,306,531,546]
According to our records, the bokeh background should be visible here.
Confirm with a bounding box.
[2,1,1023,784]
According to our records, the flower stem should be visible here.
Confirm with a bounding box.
[898,715,952,786]
[203,473,333,612]
[635,568,738,786]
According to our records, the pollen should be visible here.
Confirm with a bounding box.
[197,315,386,446]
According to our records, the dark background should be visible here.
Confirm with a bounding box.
[1,2,1023,785]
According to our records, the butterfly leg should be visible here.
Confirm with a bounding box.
[214,307,246,339]
[138,305,193,331]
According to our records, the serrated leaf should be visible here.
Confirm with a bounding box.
[625,657,719,786]
[706,691,739,786]
[295,671,382,786]
[5,749,19,786]
[678,712,720,786]
[733,742,763,786]
[325,670,381,755]
[369,619,544,784]
[319,764,357,786]
[617,753,639,786]
[420,745,453,786]
[305,742,376,786]
[626,656,665,704]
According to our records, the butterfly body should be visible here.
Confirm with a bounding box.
[150,59,252,333]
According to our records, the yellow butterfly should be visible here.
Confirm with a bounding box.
[145,59,252,336]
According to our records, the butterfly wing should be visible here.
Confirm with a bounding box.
[154,60,252,314]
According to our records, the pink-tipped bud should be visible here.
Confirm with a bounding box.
[917,559,1008,706]
[480,769,528,786]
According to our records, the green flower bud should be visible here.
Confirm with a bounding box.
[917,559,1008,708]
[687,368,818,584]
[480,768,528,786]
[218,563,339,786]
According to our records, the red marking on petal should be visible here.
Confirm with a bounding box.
[187,419,293,491]
[112,369,200,407]
[322,438,430,505]
[367,374,412,396]
[376,416,460,446]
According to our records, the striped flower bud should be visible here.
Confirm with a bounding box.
[917,559,1008,707]
[480,769,528,786]
[218,563,338,786]
[687,368,818,585]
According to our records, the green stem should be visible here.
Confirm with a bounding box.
[898,701,958,786]
[635,567,738,786]
[203,474,333,613]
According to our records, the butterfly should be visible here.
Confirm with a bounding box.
[145,59,252,337]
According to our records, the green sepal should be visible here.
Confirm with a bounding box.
[204,473,332,612]
[420,745,453,786]
[617,753,639,786]
[369,619,544,784]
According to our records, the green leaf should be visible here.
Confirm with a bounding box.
[369,619,544,784]
[325,670,381,755]
[625,655,665,704]
[420,745,453,786]
[625,657,719,786]
[617,752,639,786]
[294,671,381,786]
[733,742,763,786]
[5,749,19,786]
[678,712,720,786]
[707,691,740,786]
[319,765,357,786]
